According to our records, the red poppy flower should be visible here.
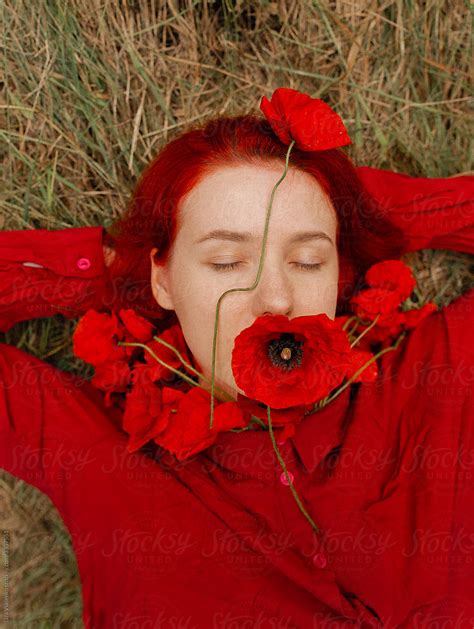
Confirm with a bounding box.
[350,287,404,324]
[153,387,248,461]
[231,313,369,410]
[127,384,189,455]
[259,87,352,151]
[118,308,155,342]
[365,260,416,301]
[143,322,194,382]
[91,359,132,407]
[123,364,169,453]
[72,309,127,366]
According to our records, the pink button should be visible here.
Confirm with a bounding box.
[77,257,91,270]
[279,471,294,485]
[313,552,327,569]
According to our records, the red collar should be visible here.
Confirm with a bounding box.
[289,384,354,473]
[205,385,355,480]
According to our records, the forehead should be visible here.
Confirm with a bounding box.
[177,162,337,236]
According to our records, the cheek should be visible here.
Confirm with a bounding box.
[189,270,246,315]
[302,264,338,298]
[169,264,211,311]
[171,272,243,348]
[320,273,339,303]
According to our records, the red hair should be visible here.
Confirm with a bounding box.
[103,114,405,330]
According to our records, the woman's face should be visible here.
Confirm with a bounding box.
[150,162,339,401]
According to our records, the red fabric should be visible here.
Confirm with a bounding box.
[0,167,473,627]
[356,167,474,254]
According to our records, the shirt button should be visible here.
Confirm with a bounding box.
[313,551,327,569]
[279,471,294,485]
[77,257,91,270]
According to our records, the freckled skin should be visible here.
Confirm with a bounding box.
[150,162,339,401]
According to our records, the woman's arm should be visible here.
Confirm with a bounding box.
[0,224,122,500]
[354,168,474,623]
[0,225,114,332]
[355,166,474,254]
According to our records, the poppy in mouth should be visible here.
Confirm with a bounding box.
[231,313,367,410]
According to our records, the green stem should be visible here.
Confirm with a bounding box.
[248,415,267,428]
[208,140,296,429]
[267,406,320,534]
[118,341,205,391]
[230,415,268,433]
[348,320,361,337]
[349,313,381,348]
[342,315,358,332]
[150,335,234,401]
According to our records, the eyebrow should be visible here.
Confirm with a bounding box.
[195,229,334,246]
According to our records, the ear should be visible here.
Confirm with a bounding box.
[150,247,175,310]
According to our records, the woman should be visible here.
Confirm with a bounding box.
[0,89,473,628]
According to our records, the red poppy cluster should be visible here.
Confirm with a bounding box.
[72,307,374,459]
[347,260,438,349]
[73,309,248,459]
[73,309,192,401]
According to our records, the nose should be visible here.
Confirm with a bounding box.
[250,259,293,318]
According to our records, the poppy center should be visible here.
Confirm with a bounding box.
[267,333,303,371]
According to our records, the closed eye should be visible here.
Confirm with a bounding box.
[294,262,323,271]
[209,261,242,272]
[209,262,323,272]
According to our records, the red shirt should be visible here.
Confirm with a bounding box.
[1,167,473,628]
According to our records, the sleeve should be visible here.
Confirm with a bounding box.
[355,166,474,624]
[402,287,474,624]
[0,340,144,629]
[0,341,126,500]
[355,166,474,255]
[0,225,111,333]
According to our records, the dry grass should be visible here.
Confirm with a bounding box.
[0,0,473,625]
